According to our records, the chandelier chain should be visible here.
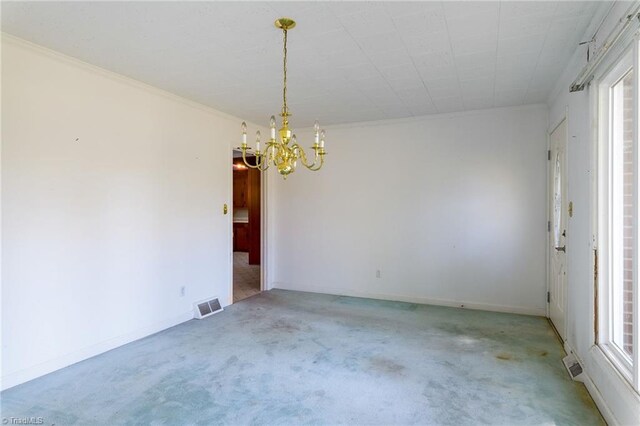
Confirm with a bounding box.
[283,29,288,115]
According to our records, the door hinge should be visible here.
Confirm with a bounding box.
[547,221,551,232]
[547,291,550,303]
[548,150,551,160]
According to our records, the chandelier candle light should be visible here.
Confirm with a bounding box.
[240,18,326,178]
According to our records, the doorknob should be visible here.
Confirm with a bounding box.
[555,246,566,252]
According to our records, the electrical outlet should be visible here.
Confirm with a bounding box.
[180,286,186,297]
[376,269,381,279]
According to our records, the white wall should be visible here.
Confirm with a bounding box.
[270,104,548,316]
[547,2,640,424]
[1,36,252,390]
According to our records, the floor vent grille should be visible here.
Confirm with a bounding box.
[562,353,584,382]
[194,297,223,319]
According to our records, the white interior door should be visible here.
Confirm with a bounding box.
[549,119,568,340]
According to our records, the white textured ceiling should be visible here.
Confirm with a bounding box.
[2,1,603,127]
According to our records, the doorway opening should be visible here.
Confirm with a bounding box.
[232,150,261,302]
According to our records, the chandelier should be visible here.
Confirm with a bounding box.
[240,18,326,178]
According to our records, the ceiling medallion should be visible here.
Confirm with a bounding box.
[240,18,326,178]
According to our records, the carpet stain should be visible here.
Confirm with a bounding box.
[526,347,549,357]
[269,318,301,333]
[369,356,405,375]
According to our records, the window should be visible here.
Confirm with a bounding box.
[598,44,639,389]
[611,69,634,358]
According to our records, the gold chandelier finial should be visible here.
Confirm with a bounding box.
[239,17,326,178]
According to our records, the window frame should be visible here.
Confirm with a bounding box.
[596,39,640,391]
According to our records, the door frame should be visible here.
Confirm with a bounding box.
[229,146,268,305]
[547,112,569,341]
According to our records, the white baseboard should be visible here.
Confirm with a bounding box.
[588,345,640,425]
[271,283,546,316]
[582,370,619,426]
[562,340,640,426]
[1,311,193,391]
[562,342,619,425]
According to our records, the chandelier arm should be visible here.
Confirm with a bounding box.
[306,155,325,172]
[260,143,279,172]
[261,143,278,171]
[241,148,264,169]
[313,153,326,171]
[309,154,324,172]
[260,150,269,171]
[301,144,325,172]
[295,144,320,169]
[293,144,310,166]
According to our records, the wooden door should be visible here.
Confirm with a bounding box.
[233,223,248,252]
[549,119,568,340]
[233,170,247,208]
[248,168,261,265]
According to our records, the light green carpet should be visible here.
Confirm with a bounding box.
[1,289,603,425]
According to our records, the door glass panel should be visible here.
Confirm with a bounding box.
[553,151,563,247]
